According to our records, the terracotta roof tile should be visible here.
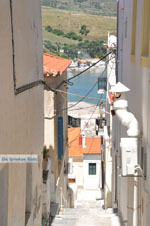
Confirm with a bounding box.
[43,53,72,77]
[68,128,101,157]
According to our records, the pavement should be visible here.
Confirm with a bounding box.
[51,189,122,226]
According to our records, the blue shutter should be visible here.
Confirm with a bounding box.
[58,117,63,160]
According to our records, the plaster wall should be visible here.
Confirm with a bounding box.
[0,1,44,225]
[83,159,101,189]
[44,72,69,207]
[105,35,116,208]
[72,162,84,188]
[117,0,150,225]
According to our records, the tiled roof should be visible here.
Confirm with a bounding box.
[68,128,101,157]
[43,53,72,77]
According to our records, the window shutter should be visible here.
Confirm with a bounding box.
[58,117,64,160]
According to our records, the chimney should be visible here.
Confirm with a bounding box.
[82,134,86,148]
[79,135,82,146]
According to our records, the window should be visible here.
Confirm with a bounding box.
[89,163,96,175]
[141,0,150,67]
[58,117,64,160]
[131,0,137,62]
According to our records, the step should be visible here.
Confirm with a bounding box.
[51,217,77,226]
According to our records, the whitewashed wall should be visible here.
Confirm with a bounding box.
[116,0,150,225]
[83,157,101,190]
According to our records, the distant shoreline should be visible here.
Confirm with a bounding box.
[67,64,105,72]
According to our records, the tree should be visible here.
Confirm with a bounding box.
[45,25,52,32]
[79,25,90,36]
[52,29,64,36]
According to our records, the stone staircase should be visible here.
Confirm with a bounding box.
[50,189,121,226]
[51,208,83,226]
[50,207,121,226]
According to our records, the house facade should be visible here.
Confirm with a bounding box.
[43,53,72,216]
[68,101,106,137]
[68,128,102,193]
[0,1,44,226]
[108,1,150,226]
[104,34,117,209]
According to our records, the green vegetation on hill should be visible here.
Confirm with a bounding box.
[41,0,117,17]
[42,7,116,59]
[45,25,83,41]
[42,8,116,42]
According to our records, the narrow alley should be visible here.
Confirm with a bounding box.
[51,190,121,226]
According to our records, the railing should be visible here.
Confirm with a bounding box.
[56,144,68,209]
[60,187,67,209]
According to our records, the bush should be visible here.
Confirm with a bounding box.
[65,32,82,41]
[79,25,90,36]
[43,40,57,51]
[45,25,52,32]
[52,29,64,36]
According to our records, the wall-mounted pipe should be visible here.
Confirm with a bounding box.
[113,98,139,137]
[111,85,139,226]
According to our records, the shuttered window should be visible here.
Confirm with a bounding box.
[58,117,64,160]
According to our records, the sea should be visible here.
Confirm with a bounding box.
[67,66,106,105]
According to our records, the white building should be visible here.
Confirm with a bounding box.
[68,102,106,137]
[68,127,102,203]
[109,1,150,226]
[103,34,117,209]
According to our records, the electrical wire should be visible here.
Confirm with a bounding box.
[69,99,100,146]
[68,104,101,111]
[60,54,114,112]
[56,80,99,113]
[68,53,116,144]
[44,53,116,119]
[55,89,106,101]
[44,54,115,95]
[66,51,113,83]
[55,65,107,114]
[44,57,113,119]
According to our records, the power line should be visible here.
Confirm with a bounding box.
[44,53,116,118]
[62,55,115,111]
[55,89,106,101]
[44,54,115,94]
[69,100,100,145]
[66,51,113,83]
[44,59,111,118]
[68,104,100,111]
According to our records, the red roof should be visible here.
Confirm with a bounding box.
[43,53,72,77]
[68,128,101,157]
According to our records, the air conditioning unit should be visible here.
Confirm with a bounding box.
[120,138,138,176]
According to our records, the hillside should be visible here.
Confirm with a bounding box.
[42,7,116,43]
[41,0,117,17]
[42,7,116,58]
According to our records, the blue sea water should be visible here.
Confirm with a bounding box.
[67,67,106,105]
